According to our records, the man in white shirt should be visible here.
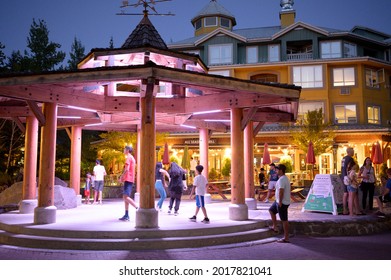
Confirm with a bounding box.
[93,159,106,204]
[268,164,291,243]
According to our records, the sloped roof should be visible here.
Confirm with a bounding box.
[122,14,167,49]
[191,0,236,26]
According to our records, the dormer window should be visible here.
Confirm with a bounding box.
[220,18,230,28]
[195,19,202,30]
[205,17,217,27]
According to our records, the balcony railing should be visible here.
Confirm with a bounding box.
[287,53,313,61]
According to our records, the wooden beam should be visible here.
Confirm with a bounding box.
[12,117,26,134]
[65,127,72,139]
[27,100,46,126]
[0,106,31,117]
[185,119,229,132]
[254,122,265,136]
[241,107,258,131]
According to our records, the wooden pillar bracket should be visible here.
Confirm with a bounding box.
[27,100,46,126]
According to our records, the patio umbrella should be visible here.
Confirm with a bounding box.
[306,141,316,179]
[371,142,383,164]
[181,145,190,171]
[262,143,271,165]
[162,143,170,165]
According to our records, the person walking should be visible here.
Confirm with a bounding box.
[167,162,185,216]
[358,157,376,211]
[268,164,291,243]
[189,165,210,224]
[341,147,355,215]
[93,159,106,204]
[264,163,278,202]
[118,146,138,221]
[155,162,170,211]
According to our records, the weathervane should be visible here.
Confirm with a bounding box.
[117,0,175,16]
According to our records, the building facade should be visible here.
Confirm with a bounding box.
[167,0,391,181]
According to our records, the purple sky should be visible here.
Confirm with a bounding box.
[1,0,390,60]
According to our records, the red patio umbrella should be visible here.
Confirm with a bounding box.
[162,143,170,165]
[371,142,383,164]
[262,143,271,165]
[306,141,316,179]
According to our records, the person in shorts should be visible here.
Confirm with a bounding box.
[374,167,391,216]
[93,159,106,204]
[268,164,291,243]
[84,172,92,204]
[118,146,138,221]
[264,163,278,202]
[189,165,209,224]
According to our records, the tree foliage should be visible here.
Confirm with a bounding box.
[0,42,6,71]
[290,108,335,156]
[67,37,85,70]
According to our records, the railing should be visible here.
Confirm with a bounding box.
[286,53,313,61]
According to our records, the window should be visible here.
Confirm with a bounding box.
[195,19,202,30]
[367,105,381,124]
[321,41,342,58]
[293,65,323,88]
[298,102,325,122]
[205,17,217,27]
[343,42,357,58]
[333,67,355,86]
[246,46,258,64]
[220,18,230,28]
[209,44,233,65]
[334,105,357,124]
[268,44,280,62]
[365,68,382,88]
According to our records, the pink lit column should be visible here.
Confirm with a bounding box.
[199,128,209,180]
[244,121,257,209]
[20,115,39,214]
[34,102,58,224]
[229,108,248,220]
[70,126,82,204]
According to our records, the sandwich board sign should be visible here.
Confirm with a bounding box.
[302,174,344,215]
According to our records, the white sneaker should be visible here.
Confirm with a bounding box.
[264,199,269,203]
[174,211,178,216]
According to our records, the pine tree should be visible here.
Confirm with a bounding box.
[26,18,66,72]
[67,37,85,70]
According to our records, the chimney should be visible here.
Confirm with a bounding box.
[279,0,296,28]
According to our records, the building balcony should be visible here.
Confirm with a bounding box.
[286,53,313,61]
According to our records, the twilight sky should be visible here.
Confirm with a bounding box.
[1,0,390,61]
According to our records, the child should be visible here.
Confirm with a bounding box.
[189,165,210,223]
[84,172,92,204]
[347,163,365,216]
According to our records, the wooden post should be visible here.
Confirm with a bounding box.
[229,108,248,220]
[199,128,209,180]
[244,121,257,210]
[136,79,158,228]
[35,103,57,224]
[70,126,82,198]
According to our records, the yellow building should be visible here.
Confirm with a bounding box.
[168,0,391,179]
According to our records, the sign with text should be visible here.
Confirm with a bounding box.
[302,174,344,215]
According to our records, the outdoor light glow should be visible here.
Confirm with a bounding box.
[192,109,222,115]
[204,119,230,122]
[67,105,97,113]
[180,124,197,129]
[84,123,103,127]
[224,148,231,158]
[57,116,81,119]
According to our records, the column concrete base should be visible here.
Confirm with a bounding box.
[135,208,158,228]
[19,199,38,214]
[229,203,248,221]
[204,193,212,204]
[34,205,57,224]
[245,198,257,210]
[76,195,82,206]
[134,192,140,205]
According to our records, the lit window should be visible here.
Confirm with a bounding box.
[321,41,342,58]
[247,46,258,64]
[365,68,381,88]
[298,102,325,122]
[293,65,323,88]
[205,17,217,27]
[209,44,233,65]
[268,44,280,62]
[334,104,357,124]
[333,67,355,86]
[367,105,381,124]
